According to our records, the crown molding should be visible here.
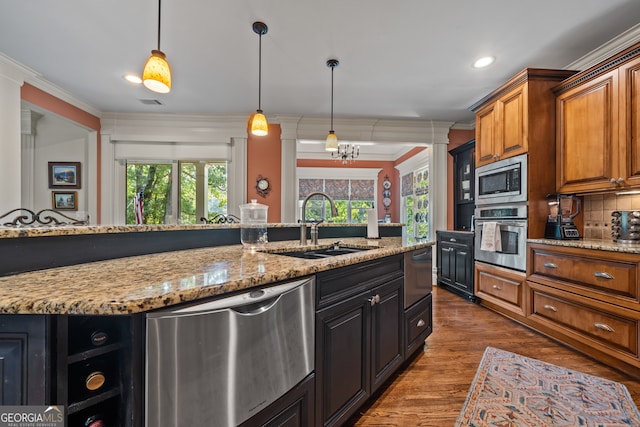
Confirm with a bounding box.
[101,112,249,143]
[565,23,640,71]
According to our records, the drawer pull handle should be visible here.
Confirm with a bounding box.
[492,285,501,290]
[449,238,457,242]
[543,262,558,269]
[594,322,615,333]
[543,304,557,312]
[416,319,425,327]
[369,294,381,306]
[594,272,614,280]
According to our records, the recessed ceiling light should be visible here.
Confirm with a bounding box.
[124,74,142,84]
[473,56,495,68]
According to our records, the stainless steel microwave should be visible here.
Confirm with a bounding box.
[475,153,528,205]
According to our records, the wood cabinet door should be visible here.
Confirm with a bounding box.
[498,82,528,159]
[315,292,370,427]
[0,315,48,405]
[475,102,498,167]
[454,245,473,294]
[556,70,619,193]
[437,242,455,286]
[619,56,640,187]
[370,278,404,394]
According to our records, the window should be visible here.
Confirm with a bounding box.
[298,177,375,223]
[126,161,227,224]
[397,147,432,241]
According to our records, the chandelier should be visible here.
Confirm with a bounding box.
[333,143,360,165]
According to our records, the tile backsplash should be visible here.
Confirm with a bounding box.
[582,193,640,240]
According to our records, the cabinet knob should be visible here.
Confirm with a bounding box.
[617,177,625,184]
[449,238,457,242]
[610,178,617,184]
[492,285,501,290]
[369,294,381,306]
[416,319,425,327]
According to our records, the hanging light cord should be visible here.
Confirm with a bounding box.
[156,0,162,51]
[330,63,334,132]
[258,31,263,112]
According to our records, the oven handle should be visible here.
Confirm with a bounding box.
[475,220,526,229]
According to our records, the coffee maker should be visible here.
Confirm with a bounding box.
[544,194,581,240]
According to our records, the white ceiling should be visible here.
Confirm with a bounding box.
[2,0,640,158]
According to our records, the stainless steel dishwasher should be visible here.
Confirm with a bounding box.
[145,277,315,427]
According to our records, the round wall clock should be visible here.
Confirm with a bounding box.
[256,176,271,198]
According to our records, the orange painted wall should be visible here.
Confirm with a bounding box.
[21,83,102,222]
[247,124,282,222]
[446,129,475,229]
[296,159,399,222]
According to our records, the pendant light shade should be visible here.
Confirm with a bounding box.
[143,50,171,93]
[250,111,268,136]
[325,59,339,151]
[326,131,338,152]
[142,0,171,93]
[250,21,269,136]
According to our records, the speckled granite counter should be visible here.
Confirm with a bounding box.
[0,236,432,315]
[0,222,403,239]
[528,238,640,254]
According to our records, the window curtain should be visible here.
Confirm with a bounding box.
[401,172,414,197]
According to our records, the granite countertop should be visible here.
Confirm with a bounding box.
[0,222,404,239]
[528,238,640,254]
[0,236,432,315]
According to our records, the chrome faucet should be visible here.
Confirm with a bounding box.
[300,191,338,245]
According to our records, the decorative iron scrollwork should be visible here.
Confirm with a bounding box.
[200,214,240,224]
[0,208,89,227]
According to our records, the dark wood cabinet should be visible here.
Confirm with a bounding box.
[0,315,49,405]
[449,140,475,231]
[369,277,404,394]
[437,231,475,301]
[315,255,404,427]
[404,294,433,356]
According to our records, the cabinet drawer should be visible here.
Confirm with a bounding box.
[316,255,403,309]
[477,267,522,306]
[530,288,638,357]
[405,294,432,356]
[529,244,640,304]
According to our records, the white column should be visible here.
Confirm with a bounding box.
[20,109,41,210]
[228,137,247,217]
[0,62,26,213]
[280,138,297,223]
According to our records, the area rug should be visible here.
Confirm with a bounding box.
[455,346,640,426]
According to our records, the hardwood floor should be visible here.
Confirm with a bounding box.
[349,285,640,426]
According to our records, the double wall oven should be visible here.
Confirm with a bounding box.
[474,153,528,272]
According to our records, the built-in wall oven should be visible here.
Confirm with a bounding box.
[474,154,529,271]
[474,204,528,272]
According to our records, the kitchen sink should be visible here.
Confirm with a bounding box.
[275,246,370,259]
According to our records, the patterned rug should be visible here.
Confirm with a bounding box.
[455,347,640,426]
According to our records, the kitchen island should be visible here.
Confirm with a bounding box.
[0,224,434,426]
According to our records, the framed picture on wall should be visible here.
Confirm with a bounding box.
[48,162,81,189]
[52,191,78,210]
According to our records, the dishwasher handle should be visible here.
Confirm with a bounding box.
[154,277,312,317]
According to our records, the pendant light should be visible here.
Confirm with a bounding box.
[142,0,171,94]
[249,21,269,136]
[325,59,339,151]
